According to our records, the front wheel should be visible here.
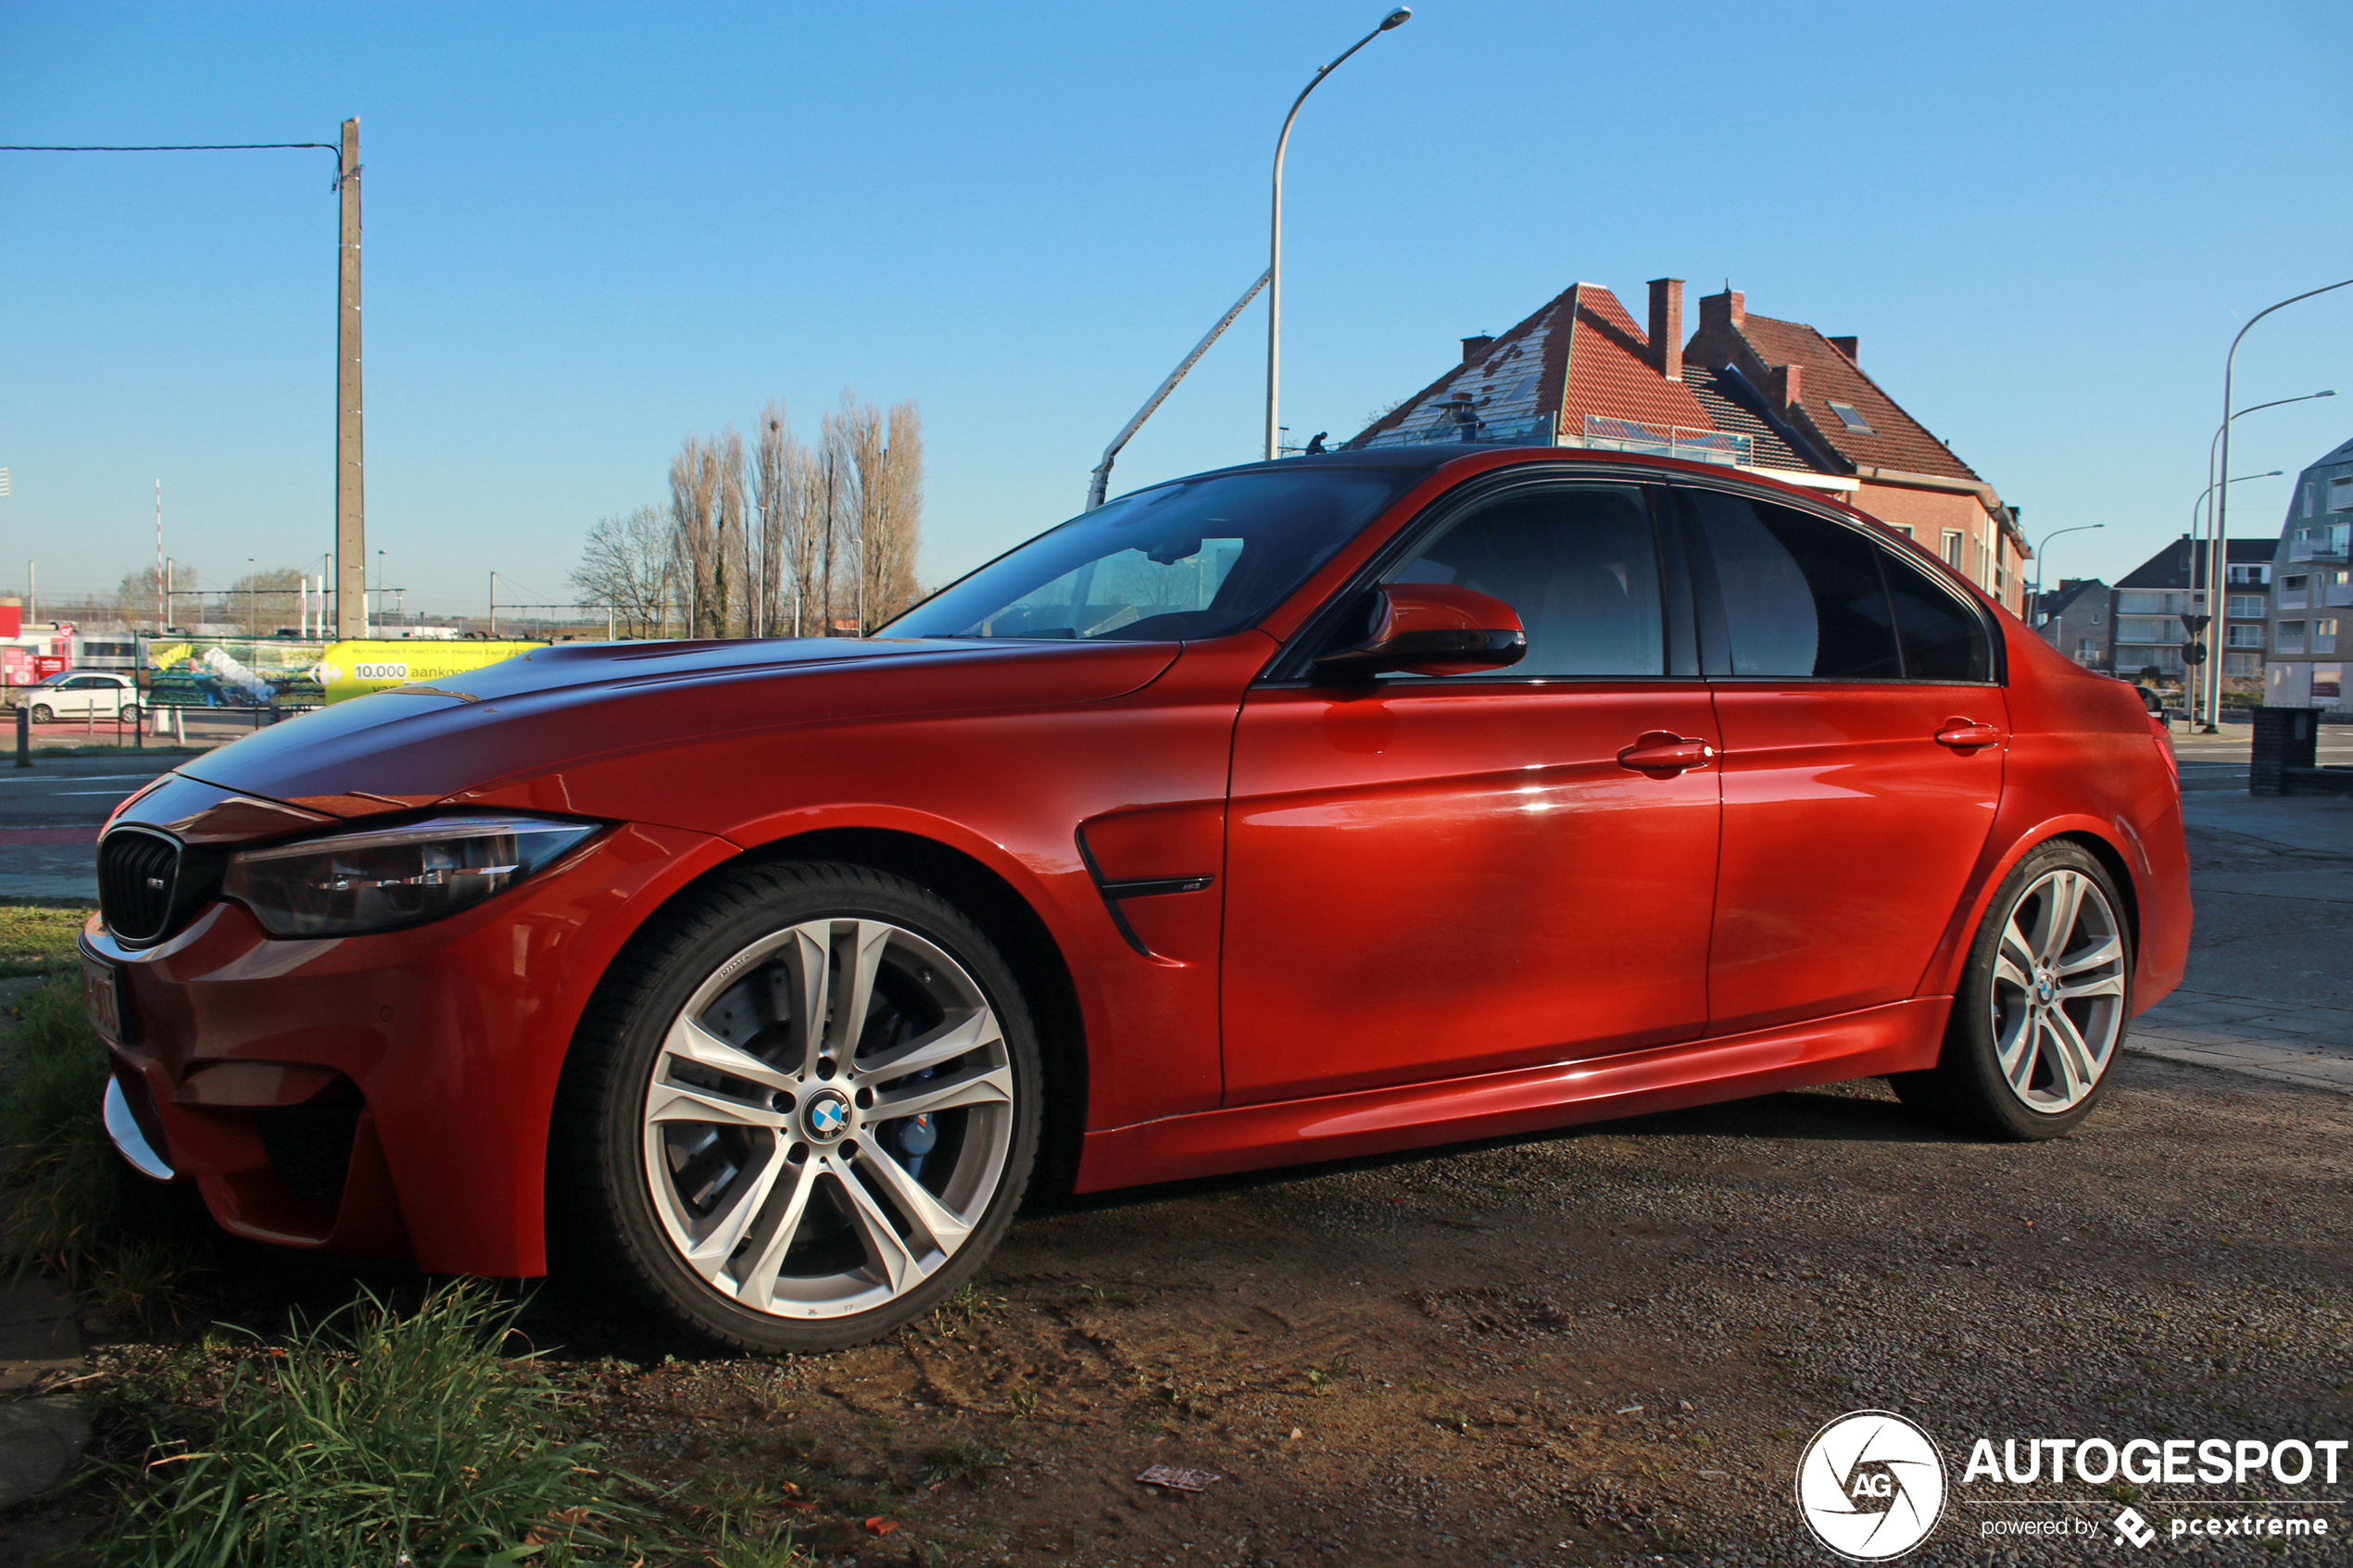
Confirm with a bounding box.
[28,705,52,724]
[555,860,1040,1353]
[1892,841,2132,1140]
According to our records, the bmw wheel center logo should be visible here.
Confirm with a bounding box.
[1795,1410,1947,1561]
[801,1087,851,1143]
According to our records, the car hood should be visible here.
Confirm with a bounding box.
[175,636,1180,818]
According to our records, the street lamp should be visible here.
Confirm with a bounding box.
[1265,6,1411,462]
[2196,390,2333,596]
[2029,523,2103,624]
[2207,282,2353,728]
[2184,471,2283,723]
[245,558,257,640]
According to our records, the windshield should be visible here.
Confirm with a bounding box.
[883,468,1413,642]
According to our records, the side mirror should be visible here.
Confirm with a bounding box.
[1312,583,1527,681]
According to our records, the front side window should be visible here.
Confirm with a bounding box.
[884,468,1412,643]
[1381,484,1664,677]
[1688,491,1990,682]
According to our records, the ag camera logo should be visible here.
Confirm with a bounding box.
[1795,1411,1947,1560]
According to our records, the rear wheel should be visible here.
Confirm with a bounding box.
[555,860,1039,1352]
[120,704,142,724]
[1892,841,2131,1140]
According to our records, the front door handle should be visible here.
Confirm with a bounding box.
[1934,719,2002,751]
[1617,731,1716,777]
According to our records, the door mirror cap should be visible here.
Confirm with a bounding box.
[1313,583,1528,681]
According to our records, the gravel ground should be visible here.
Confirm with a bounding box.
[486,1053,2348,1567]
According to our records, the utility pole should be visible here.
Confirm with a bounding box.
[334,118,367,638]
[154,481,164,631]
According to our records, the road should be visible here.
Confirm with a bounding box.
[0,754,178,898]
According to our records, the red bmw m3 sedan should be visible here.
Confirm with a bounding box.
[83,445,2188,1350]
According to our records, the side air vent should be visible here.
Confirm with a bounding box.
[98,827,182,945]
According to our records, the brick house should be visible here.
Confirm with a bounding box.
[1346,279,2031,614]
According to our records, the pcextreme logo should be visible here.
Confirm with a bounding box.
[1794,1411,1948,1561]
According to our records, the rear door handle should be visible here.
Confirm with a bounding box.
[1617,731,1717,777]
[1933,719,2002,750]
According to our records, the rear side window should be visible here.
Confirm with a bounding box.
[1687,491,1898,679]
[1881,546,1993,681]
[1687,489,1993,682]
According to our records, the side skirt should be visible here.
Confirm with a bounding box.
[1074,997,1948,1193]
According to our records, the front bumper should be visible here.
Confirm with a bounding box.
[87,818,734,1276]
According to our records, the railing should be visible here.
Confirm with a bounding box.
[2291,524,2350,561]
[1571,416,1752,467]
[1359,413,1555,448]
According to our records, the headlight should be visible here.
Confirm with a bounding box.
[223,814,601,937]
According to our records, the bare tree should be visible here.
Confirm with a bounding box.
[784,438,825,636]
[714,426,748,636]
[670,435,721,637]
[224,567,305,634]
[752,401,792,637]
[868,400,925,624]
[570,506,674,637]
[644,395,923,641]
[117,564,199,632]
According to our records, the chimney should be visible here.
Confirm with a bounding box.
[1698,288,1744,333]
[1460,334,1494,367]
[1768,363,1803,412]
[1829,335,1859,363]
[1646,279,1683,381]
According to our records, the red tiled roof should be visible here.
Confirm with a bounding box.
[1346,282,1711,449]
[1555,285,1713,434]
[1728,314,1981,483]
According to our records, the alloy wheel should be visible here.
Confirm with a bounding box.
[1988,868,2127,1114]
[637,917,1014,1320]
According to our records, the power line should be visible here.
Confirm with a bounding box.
[1,142,335,153]
[0,141,345,187]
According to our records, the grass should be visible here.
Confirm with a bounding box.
[0,902,95,975]
[0,947,205,1319]
[106,1284,653,1568]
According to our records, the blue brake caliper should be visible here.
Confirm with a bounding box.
[888,1067,939,1181]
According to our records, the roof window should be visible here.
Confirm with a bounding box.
[1826,400,1874,433]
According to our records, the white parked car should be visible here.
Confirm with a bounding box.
[16,671,141,723]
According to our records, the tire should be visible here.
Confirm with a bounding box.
[120,704,142,725]
[28,705,51,724]
[553,859,1041,1353]
[1892,841,2132,1140]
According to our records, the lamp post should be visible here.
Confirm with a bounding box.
[2208,283,2353,729]
[2029,523,2103,627]
[2183,471,2282,722]
[1265,7,1411,462]
[2196,390,2333,622]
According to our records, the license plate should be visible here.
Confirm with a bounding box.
[81,953,130,1048]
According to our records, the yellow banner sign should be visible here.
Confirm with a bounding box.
[313,640,548,703]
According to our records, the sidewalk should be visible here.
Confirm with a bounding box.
[2126,789,2353,1091]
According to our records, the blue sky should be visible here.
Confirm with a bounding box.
[4,1,2349,618]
